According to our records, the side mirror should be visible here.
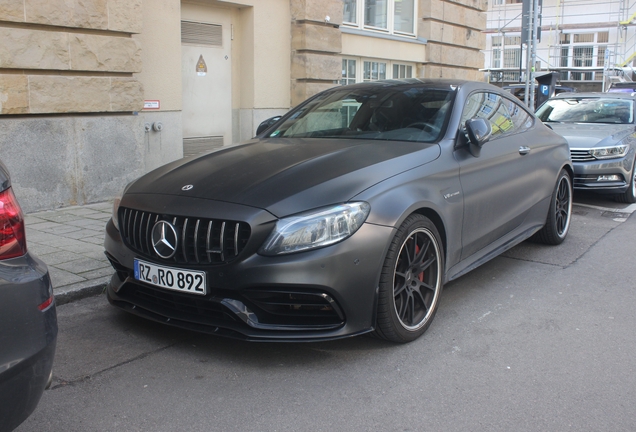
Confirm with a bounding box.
[256,116,282,136]
[465,118,491,147]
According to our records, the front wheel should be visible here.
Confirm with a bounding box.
[532,169,572,245]
[615,160,636,203]
[374,214,444,343]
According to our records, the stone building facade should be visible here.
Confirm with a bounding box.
[0,0,486,213]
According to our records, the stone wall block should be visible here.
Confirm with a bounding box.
[25,0,108,30]
[0,75,29,114]
[447,0,487,12]
[292,23,341,53]
[0,0,25,22]
[291,81,337,107]
[70,34,142,72]
[110,78,144,112]
[0,28,70,70]
[292,52,341,81]
[108,0,142,33]
[291,0,343,25]
[29,76,111,113]
[427,22,484,49]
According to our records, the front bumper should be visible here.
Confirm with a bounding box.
[105,216,394,342]
[572,156,634,193]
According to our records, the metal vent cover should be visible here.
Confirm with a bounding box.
[181,21,222,46]
[183,136,224,158]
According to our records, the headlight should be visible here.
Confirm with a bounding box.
[259,202,371,256]
[590,144,629,160]
[112,196,122,230]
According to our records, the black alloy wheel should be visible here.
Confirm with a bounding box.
[533,169,572,245]
[374,214,444,343]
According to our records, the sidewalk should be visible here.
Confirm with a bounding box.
[24,202,114,305]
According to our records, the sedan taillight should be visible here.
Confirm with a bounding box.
[0,187,27,260]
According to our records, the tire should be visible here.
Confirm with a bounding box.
[374,214,444,343]
[533,169,572,245]
[615,161,636,204]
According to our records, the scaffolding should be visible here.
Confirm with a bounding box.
[484,0,636,90]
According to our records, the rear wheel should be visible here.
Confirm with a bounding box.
[374,214,444,343]
[615,160,636,204]
[532,169,572,245]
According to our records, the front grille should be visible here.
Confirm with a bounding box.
[119,207,251,265]
[570,149,595,162]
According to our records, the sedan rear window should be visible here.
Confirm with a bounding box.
[268,86,455,142]
[536,98,634,124]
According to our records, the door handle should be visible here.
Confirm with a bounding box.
[519,146,531,155]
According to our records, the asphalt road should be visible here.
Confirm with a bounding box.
[17,193,636,432]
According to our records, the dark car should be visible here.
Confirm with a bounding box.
[536,92,636,203]
[104,79,572,343]
[0,160,57,432]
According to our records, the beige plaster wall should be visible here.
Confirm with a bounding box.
[134,0,182,111]
[341,34,426,63]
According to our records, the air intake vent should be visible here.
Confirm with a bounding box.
[183,136,224,158]
[181,21,222,46]
[119,207,250,265]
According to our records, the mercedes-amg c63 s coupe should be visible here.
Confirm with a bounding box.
[104,79,573,343]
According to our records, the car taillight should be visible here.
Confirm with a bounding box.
[0,187,27,259]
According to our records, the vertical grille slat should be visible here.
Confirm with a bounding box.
[193,220,201,263]
[182,218,189,262]
[219,222,226,262]
[132,211,140,249]
[206,221,213,263]
[118,207,250,265]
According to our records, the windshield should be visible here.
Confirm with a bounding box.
[268,86,455,142]
[536,98,634,124]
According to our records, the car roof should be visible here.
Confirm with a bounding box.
[550,91,636,100]
[336,78,497,92]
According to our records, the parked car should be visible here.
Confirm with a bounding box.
[104,79,572,344]
[607,81,636,93]
[536,92,636,203]
[0,160,57,432]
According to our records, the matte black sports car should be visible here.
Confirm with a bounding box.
[536,92,636,203]
[0,160,57,431]
[105,79,572,343]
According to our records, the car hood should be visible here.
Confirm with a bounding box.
[127,138,441,217]
[547,123,635,148]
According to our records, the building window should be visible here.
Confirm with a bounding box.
[343,0,416,36]
[341,57,415,84]
[341,59,357,85]
[556,31,608,81]
[364,61,387,81]
[393,63,413,79]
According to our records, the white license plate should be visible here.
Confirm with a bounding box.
[134,259,206,295]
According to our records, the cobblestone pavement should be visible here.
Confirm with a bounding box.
[24,202,113,305]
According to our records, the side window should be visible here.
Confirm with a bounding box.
[460,92,517,138]
[501,97,534,132]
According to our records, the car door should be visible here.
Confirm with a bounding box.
[455,91,540,259]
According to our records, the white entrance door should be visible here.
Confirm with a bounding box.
[181,7,232,156]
